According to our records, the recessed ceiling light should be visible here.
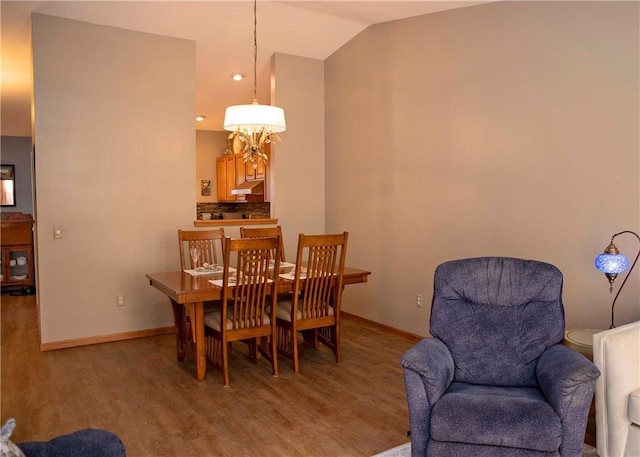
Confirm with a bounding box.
[231,74,244,81]
[196,115,206,122]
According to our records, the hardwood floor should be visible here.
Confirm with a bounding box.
[1,293,418,456]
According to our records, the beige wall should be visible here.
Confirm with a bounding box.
[32,14,195,344]
[270,53,326,257]
[192,55,325,261]
[325,2,640,334]
[30,2,640,346]
[195,130,226,203]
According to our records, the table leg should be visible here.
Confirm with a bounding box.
[170,299,186,362]
[191,301,206,381]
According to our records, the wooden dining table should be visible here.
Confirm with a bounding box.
[146,266,371,380]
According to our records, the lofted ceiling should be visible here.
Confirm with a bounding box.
[1,1,490,137]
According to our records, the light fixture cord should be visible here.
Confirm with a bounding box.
[253,0,258,103]
[607,230,640,328]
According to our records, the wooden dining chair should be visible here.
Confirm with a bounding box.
[203,236,281,386]
[178,228,225,270]
[274,232,348,373]
[176,228,225,362]
[241,225,293,303]
[240,225,286,262]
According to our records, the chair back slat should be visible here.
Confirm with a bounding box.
[240,225,286,262]
[293,232,348,320]
[222,237,281,331]
[178,228,225,269]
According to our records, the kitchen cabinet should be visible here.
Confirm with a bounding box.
[244,146,268,182]
[216,148,270,202]
[0,212,35,290]
[216,155,237,202]
[235,153,247,202]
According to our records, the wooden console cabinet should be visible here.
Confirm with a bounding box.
[0,212,35,290]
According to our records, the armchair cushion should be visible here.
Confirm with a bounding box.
[431,382,561,452]
[430,257,565,387]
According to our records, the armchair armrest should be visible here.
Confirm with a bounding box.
[401,338,455,403]
[400,338,454,456]
[537,344,600,416]
[537,344,600,457]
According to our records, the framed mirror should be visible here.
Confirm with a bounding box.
[1,164,16,207]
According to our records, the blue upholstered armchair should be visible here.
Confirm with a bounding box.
[401,257,600,457]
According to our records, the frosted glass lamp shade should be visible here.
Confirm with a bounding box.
[223,104,286,133]
[595,253,629,274]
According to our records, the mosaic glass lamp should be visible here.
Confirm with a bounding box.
[594,230,640,328]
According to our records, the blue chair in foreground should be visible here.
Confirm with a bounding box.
[1,418,126,457]
[401,257,600,457]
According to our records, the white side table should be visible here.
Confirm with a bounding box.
[564,328,604,361]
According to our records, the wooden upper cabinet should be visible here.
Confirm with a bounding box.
[245,157,265,181]
[216,155,237,202]
[245,144,269,182]
[215,145,270,202]
[215,157,225,201]
[235,153,246,202]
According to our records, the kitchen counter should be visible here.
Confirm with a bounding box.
[193,218,278,227]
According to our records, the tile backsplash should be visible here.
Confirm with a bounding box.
[196,202,270,220]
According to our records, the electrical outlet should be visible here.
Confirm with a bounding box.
[116,294,125,307]
[416,294,423,308]
[53,226,63,239]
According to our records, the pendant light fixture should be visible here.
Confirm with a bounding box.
[223,0,286,169]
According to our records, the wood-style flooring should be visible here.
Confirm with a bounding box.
[1,293,419,456]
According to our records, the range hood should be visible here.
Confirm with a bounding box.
[231,180,264,196]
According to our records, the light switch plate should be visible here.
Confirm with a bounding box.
[53,226,63,239]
